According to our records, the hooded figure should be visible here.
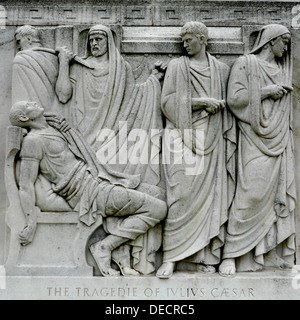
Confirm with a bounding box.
[220,24,296,275]
[55,24,165,275]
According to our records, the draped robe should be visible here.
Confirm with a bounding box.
[161,54,236,264]
[224,54,296,268]
[12,48,61,113]
[64,26,164,274]
[68,28,162,188]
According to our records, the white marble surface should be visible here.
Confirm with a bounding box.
[0,269,299,300]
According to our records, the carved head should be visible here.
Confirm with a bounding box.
[15,25,41,52]
[250,24,291,58]
[180,21,208,56]
[269,34,291,58]
[87,25,108,57]
[10,101,44,128]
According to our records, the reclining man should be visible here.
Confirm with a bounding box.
[9,101,167,277]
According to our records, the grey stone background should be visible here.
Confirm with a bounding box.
[0,0,299,265]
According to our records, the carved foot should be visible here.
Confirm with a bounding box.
[197,264,216,274]
[119,266,140,277]
[90,241,120,277]
[156,262,176,279]
[264,250,293,269]
[112,248,140,277]
[219,259,236,277]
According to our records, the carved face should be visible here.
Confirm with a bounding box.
[182,33,205,56]
[271,34,290,58]
[89,33,108,57]
[24,102,44,121]
[15,34,32,52]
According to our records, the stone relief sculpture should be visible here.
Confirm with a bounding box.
[8,101,167,276]
[12,25,60,112]
[219,24,296,276]
[11,25,75,214]
[10,24,167,276]
[55,24,165,176]
[6,20,297,280]
[55,24,167,275]
[156,22,236,279]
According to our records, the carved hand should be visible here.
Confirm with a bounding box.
[44,113,71,132]
[205,98,226,114]
[152,61,168,80]
[19,224,37,246]
[57,46,76,64]
[193,98,225,114]
[262,84,293,101]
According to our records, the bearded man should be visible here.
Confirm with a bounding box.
[55,25,167,274]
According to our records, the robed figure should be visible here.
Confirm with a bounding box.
[219,24,296,276]
[55,25,166,275]
[157,22,236,278]
[12,25,60,113]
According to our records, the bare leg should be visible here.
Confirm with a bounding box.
[156,262,176,279]
[219,258,236,277]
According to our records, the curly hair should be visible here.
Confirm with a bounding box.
[15,25,41,43]
[180,21,208,45]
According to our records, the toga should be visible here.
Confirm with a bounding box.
[12,48,61,114]
[161,54,236,264]
[223,51,296,267]
[63,25,164,273]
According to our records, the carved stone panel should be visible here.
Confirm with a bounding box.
[0,0,300,301]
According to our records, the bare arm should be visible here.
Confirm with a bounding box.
[55,47,75,104]
[18,134,43,245]
[18,158,40,245]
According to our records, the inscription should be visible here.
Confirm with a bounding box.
[47,286,255,299]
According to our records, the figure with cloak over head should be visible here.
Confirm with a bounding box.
[55,24,167,276]
[219,24,297,276]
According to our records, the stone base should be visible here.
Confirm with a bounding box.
[0,269,299,300]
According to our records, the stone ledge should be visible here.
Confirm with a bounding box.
[0,269,299,300]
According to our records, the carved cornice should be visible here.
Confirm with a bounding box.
[1,0,298,27]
